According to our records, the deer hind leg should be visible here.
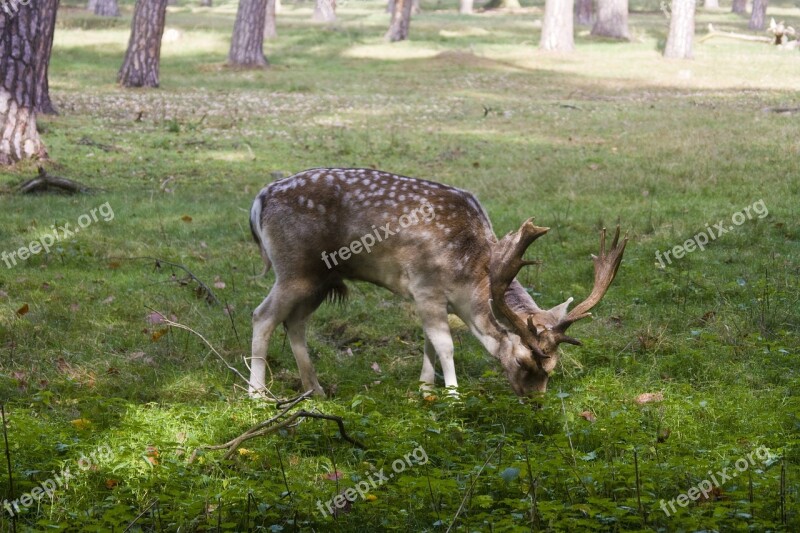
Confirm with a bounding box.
[249,282,310,397]
[285,297,327,398]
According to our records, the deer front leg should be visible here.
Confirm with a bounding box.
[419,334,436,392]
[416,302,458,395]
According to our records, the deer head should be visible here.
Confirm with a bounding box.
[490,220,627,396]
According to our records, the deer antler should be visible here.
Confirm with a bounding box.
[489,219,550,368]
[554,226,627,334]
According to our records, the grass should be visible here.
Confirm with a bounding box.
[0,0,799,530]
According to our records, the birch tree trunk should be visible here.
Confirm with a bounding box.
[664,0,696,58]
[312,0,336,22]
[386,0,413,42]
[748,0,767,30]
[118,0,168,87]
[704,0,719,8]
[591,0,628,39]
[94,0,121,16]
[575,0,593,25]
[1,1,48,165]
[731,0,746,14]
[35,0,60,115]
[229,0,269,66]
[264,0,277,39]
[540,0,574,52]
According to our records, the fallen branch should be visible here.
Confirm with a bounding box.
[698,24,772,44]
[17,167,91,195]
[152,258,220,305]
[189,391,365,462]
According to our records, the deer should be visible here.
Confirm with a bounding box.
[248,168,627,399]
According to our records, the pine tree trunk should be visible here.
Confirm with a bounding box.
[703,0,719,8]
[731,0,746,14]
[87,0,98,11]
[540,0,574,52]
[229,0,269,66]
[312,0,336,22]
[94,0,121,16]
[264,0,277,39]
[118,0,168,87]
[35,0,60,115]
[575,0,593,26]
[1,1,48,165]
[664,0,696,58]
[591,0,628,38]
[748,0,766,30]
[386,0,413,42]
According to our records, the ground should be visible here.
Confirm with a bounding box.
[0,0,798,530]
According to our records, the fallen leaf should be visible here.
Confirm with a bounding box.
[151,328,169,342]
[181,215,193,222]
[105,479,119,489]
[102,295,115,304]
[370,362,381,374]
[580,411,597,423]
[16,303,29,316]
[635,392,664,404]
[365,494,377,502]
[69,303,80,312]
[108,261,121,269]
[423,394,438,402]
[71,418,92,430]
[213,276,226,289]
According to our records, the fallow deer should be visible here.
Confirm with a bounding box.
[248,168,626,398]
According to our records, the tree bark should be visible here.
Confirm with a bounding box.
[228,0,269,66]
[264,0,277,39]
[200,0,212,5]
[35,0,59,115]
[385,0,413,42]
[664,0,696,58]
[94,0,121,16]
[731,0,746,14]
[459,0,474,14]
[118,0,168,87]
[591,0,628,38]
[312,0,336,22]
[574,0,593,25]
[1,1,48,165]
[748,0,766,30]
[540,0,574,52]
[703,0,719,8]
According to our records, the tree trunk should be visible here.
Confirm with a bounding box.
[748,0,766,30]
[574,0,593,26]
[264,0,277,39]
[312,0,336,22]
[94,0,120,16]
[385,0,413,42]
[540,0,574,52]
[200,0,212,5]
[1,1,48,165]
[731,0,746,14]
[703,0,719,8]
[411,0,420,14]
[387,0,394,13]
[228,0,269,66]
[484,0,521,8]
[118,0,168,87]
[459,0,474,14]
[35,0,60,115]
[591,0,628,38]
[664,0,696,58]
[87,0,97,11]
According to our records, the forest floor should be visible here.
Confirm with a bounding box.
[0,0,799,530]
